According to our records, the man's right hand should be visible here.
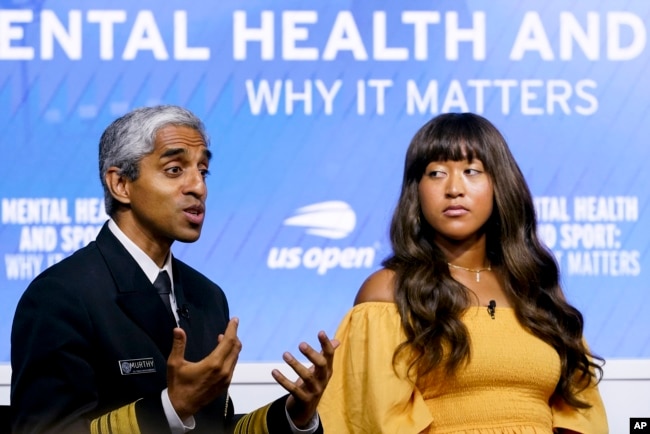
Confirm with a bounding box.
[166,317,242,420]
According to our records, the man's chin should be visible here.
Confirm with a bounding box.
[176,230,202,243]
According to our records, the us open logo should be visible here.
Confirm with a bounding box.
[267,201,377,275]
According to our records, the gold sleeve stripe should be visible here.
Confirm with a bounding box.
[90,401,141,434]
[234,403,270,434]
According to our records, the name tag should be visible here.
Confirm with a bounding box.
[118,358,156,375]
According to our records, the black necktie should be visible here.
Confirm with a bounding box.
[153,270,174,320]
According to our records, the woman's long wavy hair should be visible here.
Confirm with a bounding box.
[383,112,603,408]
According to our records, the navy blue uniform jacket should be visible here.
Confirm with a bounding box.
[11,223,316,434]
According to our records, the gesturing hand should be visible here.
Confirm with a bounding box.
[271,330,339,428]
[166,318,242,420]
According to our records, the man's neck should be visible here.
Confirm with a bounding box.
[110,214,172,267]
[107,219,171,271]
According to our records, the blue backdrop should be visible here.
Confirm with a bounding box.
[1,0,648,361]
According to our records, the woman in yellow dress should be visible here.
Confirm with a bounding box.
[319,113,608,433]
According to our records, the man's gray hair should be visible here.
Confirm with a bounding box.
[98,105,209,216]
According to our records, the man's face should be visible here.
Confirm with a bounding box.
[121,125,210,251]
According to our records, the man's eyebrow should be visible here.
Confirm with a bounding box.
[160,148,186,159]
[159,147,211,162]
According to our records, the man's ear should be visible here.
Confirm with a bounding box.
[105,167,131,206]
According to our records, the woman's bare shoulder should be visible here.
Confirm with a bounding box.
[354,268,396,305]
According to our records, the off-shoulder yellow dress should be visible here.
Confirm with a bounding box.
[319,302,608,434]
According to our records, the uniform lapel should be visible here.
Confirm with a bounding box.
[95,224,177,357]
[172,262,207,362]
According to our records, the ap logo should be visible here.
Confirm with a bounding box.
[631,418,650,432]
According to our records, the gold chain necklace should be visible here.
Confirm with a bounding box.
[447,262,492,282]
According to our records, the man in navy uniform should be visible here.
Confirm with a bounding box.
[11,105,337,434]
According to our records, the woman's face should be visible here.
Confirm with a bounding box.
[418,158,494,246]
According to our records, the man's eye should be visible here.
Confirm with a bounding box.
[200,169,210,178]
[166,166,182,175]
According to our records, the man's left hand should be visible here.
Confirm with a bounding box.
[271,330,339,428]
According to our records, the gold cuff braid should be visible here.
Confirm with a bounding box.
[90,400,141,434]
[234,402,270,434]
